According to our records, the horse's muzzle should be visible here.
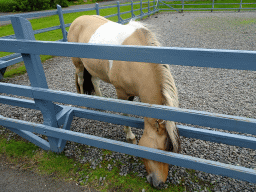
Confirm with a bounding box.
[146,173,165,189]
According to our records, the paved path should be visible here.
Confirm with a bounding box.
[0,154,98,192]
[0,0,131,26]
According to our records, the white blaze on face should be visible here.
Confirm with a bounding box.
[88,21,141,70]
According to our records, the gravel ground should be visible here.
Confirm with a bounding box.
[1,11,256,191]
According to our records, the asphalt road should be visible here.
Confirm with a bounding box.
[0,0,131,26]
[0,154,97,192]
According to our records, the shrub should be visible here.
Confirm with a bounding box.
[50,0,69,8]
[10,0,69,12]
[0,0,17,12]
[13,0,52,12]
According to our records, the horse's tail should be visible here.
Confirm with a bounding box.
[75,67,95,95]
[83,67,95,95]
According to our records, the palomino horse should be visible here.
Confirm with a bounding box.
[67,15,180,188]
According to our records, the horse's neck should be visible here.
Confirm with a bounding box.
[137,64,164,106]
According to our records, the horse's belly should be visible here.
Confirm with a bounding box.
[81,58,111,83]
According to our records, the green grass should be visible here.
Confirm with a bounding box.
[0,0,153,78]
[2,127,210,191]
[158,0,256,11]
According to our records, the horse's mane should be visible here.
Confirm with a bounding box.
[129,20,181,152]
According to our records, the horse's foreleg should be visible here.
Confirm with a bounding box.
[116,90,137,144]
[123,120,137,145]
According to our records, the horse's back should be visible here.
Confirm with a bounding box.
[68,15,110,43]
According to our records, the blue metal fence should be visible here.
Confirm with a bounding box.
[1,0,255,80]
[0,0,158,80]
[0,14,255,183]
[157,0,256,12]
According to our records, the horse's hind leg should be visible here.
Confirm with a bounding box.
[72,57,85,94]
[91,76,102,97]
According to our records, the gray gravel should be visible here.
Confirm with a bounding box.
[1,11,256,191]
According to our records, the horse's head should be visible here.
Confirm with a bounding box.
[139,117,180,189]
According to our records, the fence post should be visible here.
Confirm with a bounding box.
[131,1,135,18]
[10,17,61,152]
[140,0,143,16]
[181,0,184,13]
[211,0,214,12]
[0,67,6,81]
[239,0,242,12]
[148,0,150,13]
[57,5,67,42]
[95,3,100,15]
[117,1,121,23]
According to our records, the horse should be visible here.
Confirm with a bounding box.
[67,15,180,188]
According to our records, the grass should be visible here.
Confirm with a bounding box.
[158,0,256,11]
[0,127,214,191]
[2,0,255,78]
[1,127,213,191]
[0,0,154,78]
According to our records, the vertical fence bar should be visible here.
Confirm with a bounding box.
[140,0,143,16]
[131,1,135,18]
[0,67,6,81]
[117,1,121,23]
[57,5,67,42]
[148,0,150,13]
[95,3,99,15]
[10,17,60,152]
[211,0,214,12]
[153,0,156,11]
[239,0,242,12]
[181,0,184,13]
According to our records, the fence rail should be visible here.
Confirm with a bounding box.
[0,0,256,185]
[1,0,255,80]
[157,0,256,12]
[0,13,255,184]
[0,0,158,80]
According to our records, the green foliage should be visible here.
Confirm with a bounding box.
[4,139,39,158]
[0,0,17,12]
[50,0,69,8]
[0,0,70,12]
[14,0,53,12]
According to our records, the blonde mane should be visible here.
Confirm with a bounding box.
[136,22,181,152]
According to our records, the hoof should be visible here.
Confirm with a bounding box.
[127,138,137,145]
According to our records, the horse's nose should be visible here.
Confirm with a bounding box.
[146,173,164,189]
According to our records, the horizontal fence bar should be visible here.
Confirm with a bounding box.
[0,95,37,110]
[0,11,58,21]
[0,39,255,71]
[159,8,256,10]
[1,115,255,183]
[1,95,255,150]
[0,53,21,61]
[0,56,23,68]
[120,10,133,15]
[99,5,117,9]
[33,25,61,35]
[178,125,256,150]
[0,34,15,39]
[104,13,119,18]
[0,83,255,135]
[60,7,96,14]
